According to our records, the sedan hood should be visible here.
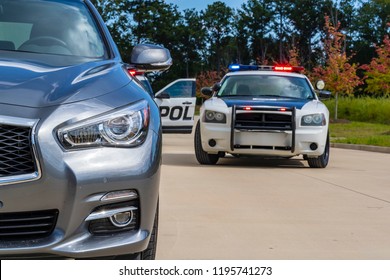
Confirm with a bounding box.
[0,57,128,108]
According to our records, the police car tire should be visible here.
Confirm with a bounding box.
[194,121,219,165]
[307,133,330,168]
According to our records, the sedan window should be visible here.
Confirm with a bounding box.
[0,0,106,58]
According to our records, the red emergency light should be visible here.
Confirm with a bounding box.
[273,66,304,73]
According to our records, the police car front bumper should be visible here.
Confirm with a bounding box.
[200,122,328,157]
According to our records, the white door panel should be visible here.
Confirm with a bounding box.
[155,78,196,134]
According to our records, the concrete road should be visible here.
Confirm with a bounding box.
[156,133,390,260]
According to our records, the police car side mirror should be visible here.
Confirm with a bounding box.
[130,44,172,71]
[201,87,213,97]
[318,90,331,100]
[212,82,222,92]
[155,92,170,99]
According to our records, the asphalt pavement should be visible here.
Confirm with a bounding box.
[157,133,390,259]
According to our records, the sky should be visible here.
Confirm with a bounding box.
[165,0,247,11]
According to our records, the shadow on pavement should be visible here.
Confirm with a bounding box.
[162,153,307,169]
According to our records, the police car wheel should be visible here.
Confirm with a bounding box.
[194,121,219,165]
[307,133,330,168]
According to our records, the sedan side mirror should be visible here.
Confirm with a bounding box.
[130,44,172,72]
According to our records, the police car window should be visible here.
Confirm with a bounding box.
[163,81,194,98]
[218,75,314,99]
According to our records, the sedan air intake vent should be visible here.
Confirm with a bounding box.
[0,209,59,240]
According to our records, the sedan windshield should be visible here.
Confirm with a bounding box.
[0,0,105,58]
[217,75,315,99]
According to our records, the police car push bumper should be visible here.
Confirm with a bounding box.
[200,106,328,157]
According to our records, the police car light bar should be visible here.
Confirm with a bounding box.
[228,64,304,73]
[228,64,259,71]
[273,66,304,72]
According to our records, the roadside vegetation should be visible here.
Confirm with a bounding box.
[329,122,390,147]
[324,97,390,125]
[324,97,390,147]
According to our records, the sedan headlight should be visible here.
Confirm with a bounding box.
[301,113,326,126]
[204,110,226,123]
[58,100,149,149]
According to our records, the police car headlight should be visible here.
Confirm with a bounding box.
[301,113,326,126]
[58,100,149,149]
[204,110,226,123]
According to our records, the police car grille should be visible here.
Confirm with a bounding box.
[0,124,36,177]
[235,113,293,130]
[0,210,59,240]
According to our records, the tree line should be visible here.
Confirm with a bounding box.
[91,0,390,97]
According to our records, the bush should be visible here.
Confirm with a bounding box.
[323,97,390,124]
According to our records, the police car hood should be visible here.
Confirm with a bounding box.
[221,96,312,110]
[0,57,127,108]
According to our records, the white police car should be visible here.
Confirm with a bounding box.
[154,78,196,134]
[128,71,196,134]
[195,65,331,168]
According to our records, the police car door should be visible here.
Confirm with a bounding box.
[154,78,196,134]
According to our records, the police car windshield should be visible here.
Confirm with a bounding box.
[217,75,315,99]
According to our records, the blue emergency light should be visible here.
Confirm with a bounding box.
[228,64,259,71]
[228,64,304,73]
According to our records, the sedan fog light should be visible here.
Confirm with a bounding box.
[110,211,133,227]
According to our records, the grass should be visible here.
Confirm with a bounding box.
[329,121,390,147]
[323,97,390,125]
[324,97,390,147]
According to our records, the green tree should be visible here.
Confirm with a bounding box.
[237,0,273,64]
[313,16,362,120]
[202,1,234,74]
[362,33,390,96]
[232,10,251,64]
[181,9,207,77]
[353,0,390,64]
[272,0,293,63]
[287,0,326,69]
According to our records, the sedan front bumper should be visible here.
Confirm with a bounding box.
[0,101,161,259]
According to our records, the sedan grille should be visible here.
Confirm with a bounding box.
[0,124,37,177]
[0,210,59,240]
